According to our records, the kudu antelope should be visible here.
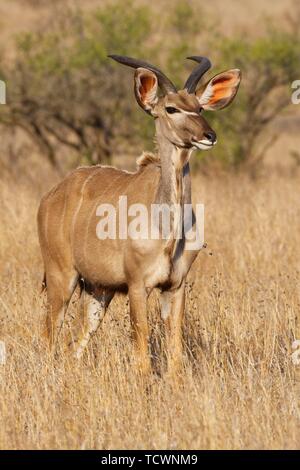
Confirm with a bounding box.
[38,55,241,374]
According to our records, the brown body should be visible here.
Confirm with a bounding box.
[38,55,241,374]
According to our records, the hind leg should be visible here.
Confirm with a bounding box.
[44,265,78,351]
[73,286,114,359]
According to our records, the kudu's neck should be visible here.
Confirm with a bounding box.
[154,120,193,207]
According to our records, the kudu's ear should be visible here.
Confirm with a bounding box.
[196,69,241,111]
[134,68,159,114]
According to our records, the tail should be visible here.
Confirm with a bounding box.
[41,273,47,293]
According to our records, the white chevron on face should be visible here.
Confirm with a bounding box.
[192,139,217,150]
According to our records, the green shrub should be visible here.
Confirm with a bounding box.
[0,0,298,170]
[206,30,300,166]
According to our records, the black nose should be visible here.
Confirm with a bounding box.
[204,131,217,143]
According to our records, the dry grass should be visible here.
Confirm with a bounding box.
[0,162,299,449]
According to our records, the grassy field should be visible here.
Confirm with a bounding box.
[0,0,299,451]
[0,165,299,449]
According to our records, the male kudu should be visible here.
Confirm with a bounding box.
[38,55,241,374]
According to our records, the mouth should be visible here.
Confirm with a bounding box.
[192,139,217,150]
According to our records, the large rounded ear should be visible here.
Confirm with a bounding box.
[196,69,241,111]
[134,68,159,114]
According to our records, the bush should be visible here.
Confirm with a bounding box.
[206,28,300,166]
[0,1,153,168]
[0,0,298,170]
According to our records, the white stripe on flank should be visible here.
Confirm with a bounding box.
[82,173,125,266]
[71,172,99,248]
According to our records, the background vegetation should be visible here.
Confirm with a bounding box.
[1,0,299,170]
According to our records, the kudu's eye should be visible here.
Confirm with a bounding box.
[165,106,180,114]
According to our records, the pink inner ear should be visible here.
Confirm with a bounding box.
[206,73,239,105]
[209,87,233,105]
[139,75,156,102]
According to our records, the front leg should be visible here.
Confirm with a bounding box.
[128,284,151,375]
[161,282,186,376]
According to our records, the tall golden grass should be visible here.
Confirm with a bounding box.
[0,164,299,449]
